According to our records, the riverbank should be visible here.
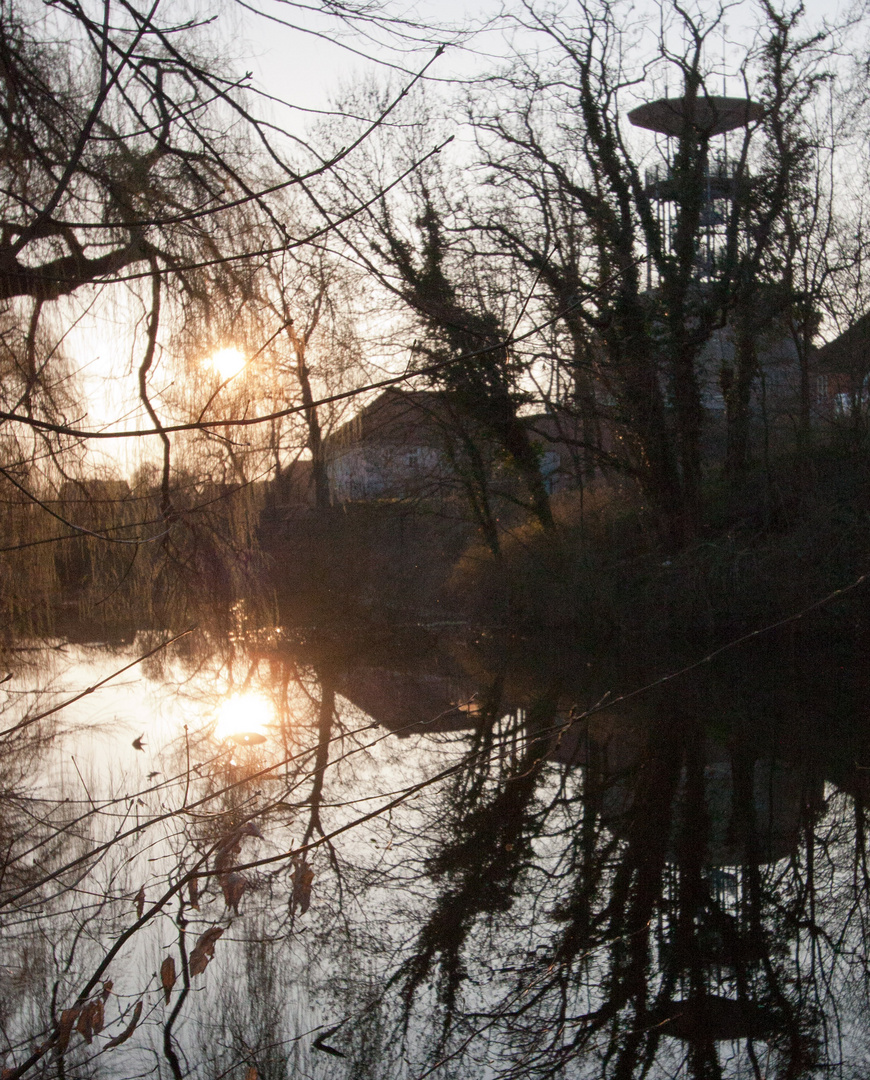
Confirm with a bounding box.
[261,441,870,663]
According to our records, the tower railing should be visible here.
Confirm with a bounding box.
[643,158,742,196]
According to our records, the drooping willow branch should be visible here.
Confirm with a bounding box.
[137,261,173,521]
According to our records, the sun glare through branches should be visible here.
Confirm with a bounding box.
[207,348,248,381]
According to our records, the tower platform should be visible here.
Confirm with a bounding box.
[628,95,763,137]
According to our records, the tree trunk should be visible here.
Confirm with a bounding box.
[287,325,331,510]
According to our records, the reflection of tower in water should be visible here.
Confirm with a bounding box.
[598,746,822,867]
[587,712,825,1047]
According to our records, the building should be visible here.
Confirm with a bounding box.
[323,390,452,502]
[813,313,870,417]
[323,389,586,503]
[322,389,591,504]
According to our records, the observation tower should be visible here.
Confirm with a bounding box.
[627,95,763,284]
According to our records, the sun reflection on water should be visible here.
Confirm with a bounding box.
[213,692,273,745]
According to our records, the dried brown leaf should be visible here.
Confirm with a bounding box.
[56,1008,79,1054]
[245,1067,257,1080]
[103,1001,142,1049]
[214,831,242,876]
[75,1003,96,1044]
[290,859,314,916]
[188,926,224,977]
[221,872,246,914]
[160,956,177,1005]
[90,998,104,1034]
[134,886,145,919]
[101,981,113,1000]
[188,877,200,910]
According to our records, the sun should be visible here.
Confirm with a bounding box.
[207,347,247,381]
[214,692,273,745]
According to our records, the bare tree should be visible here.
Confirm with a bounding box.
[329,0,851,547]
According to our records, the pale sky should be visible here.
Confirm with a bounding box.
[238,0,503,115]
[237,0,847,117]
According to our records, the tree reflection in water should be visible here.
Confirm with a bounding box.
[0,629,868,1078]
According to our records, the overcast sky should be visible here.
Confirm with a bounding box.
[237,0,847,123]
[239,0,501,116]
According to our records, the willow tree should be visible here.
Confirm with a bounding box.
[0,0,453,636]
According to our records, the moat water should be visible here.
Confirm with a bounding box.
[0,620,867,1079]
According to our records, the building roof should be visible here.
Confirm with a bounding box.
[336,666,475,735]
[324,389,452,451]
[814,313,870,374]
[326,390,593,458]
